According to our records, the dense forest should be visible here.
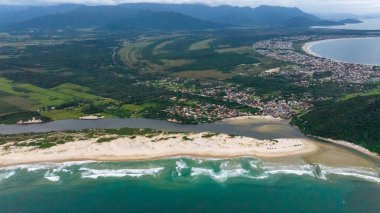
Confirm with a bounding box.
[293,95,380,153]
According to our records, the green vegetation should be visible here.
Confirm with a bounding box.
[182,136,193,141]
[0,111,51,124]
[0,28,379,155]
[97,137,118,143]
[340,85,380,101]
[293,95,380,154]
[0,128,165,148]
[202,133,220,138]
[188,39,215,51]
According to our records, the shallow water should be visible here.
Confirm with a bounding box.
[0,158,379,212]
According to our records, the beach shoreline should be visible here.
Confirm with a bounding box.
[0,132,318,167]
[0,116,379,168]
[302,36,380,66]
[313,136,380,159]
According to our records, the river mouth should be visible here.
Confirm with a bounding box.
[303,37,380,66]
[0,116,379,170]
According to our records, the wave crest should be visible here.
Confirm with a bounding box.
[79,167,165,179]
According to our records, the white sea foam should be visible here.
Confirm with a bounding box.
[4,164,53,172]
[190,167,249,182]
[322,167,380,184]
[264,169,315,177]
[249,159,260,169]
[219,161,231,170]
[260,163,380,184]
[261,164,315,177]
[1,161,97,173]
[44,171,60,182]
[79,167,165,179]
[175,160,187,176]
[0,170,16,182]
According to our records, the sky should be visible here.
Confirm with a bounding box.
[0,0,379,15]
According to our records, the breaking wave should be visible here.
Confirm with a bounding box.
[0,170,16,182]
[79,167,165,179]
[190,167,249,182]
[0,158,379,184]
[44,171,61,182]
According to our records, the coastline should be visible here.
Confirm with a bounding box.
[0,132,318,167]
[313,136,380,159]
[302,40,324,57]
[0,115,378,167]
[302,36,380,66]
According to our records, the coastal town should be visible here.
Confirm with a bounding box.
[254,36,380,83]
[149,78,312,123]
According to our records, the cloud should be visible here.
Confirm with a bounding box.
[0,0,379,14]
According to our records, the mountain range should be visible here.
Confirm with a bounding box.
[0,3,359,32]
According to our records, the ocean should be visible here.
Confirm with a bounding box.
[1,158,380,212]
[307,37,380,66]
[313,18,380,31]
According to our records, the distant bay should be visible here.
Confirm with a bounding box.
[304,37,380,66]
[313,18,380,30]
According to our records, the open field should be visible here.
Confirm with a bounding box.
[40,109,86,120]
[171,70,236,80]
[118,40,154,69]
[340,85,380,101]
[0,78,101,109]
[0,77,109,122]
[188,38,215,50]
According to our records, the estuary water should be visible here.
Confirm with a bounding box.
[0,117,304,139]
[306,37,380,66]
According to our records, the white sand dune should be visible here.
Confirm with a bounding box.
[0,133,318,167]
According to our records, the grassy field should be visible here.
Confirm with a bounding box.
[340,85,380,101]
[216,46,252,54]
[118,40,154,69]
[122,103,157,112]
[52,83,99,100]
[0,77,108,121]
[0,78,102,109]
[171,70,236,80]
[40,109,86,120]
[153,38,178,55]
[188,39,215,51]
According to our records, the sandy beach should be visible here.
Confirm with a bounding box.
[302,37,378,61]
[302,40,324,57]
[313,136,380,159]
[0,132,318,167]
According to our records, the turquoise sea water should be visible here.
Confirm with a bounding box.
[1,158,380,212]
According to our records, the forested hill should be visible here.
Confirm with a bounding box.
[293,95,380,154]
[99,12,226,31]
[0,3,355,31]
[4,7,224,31]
